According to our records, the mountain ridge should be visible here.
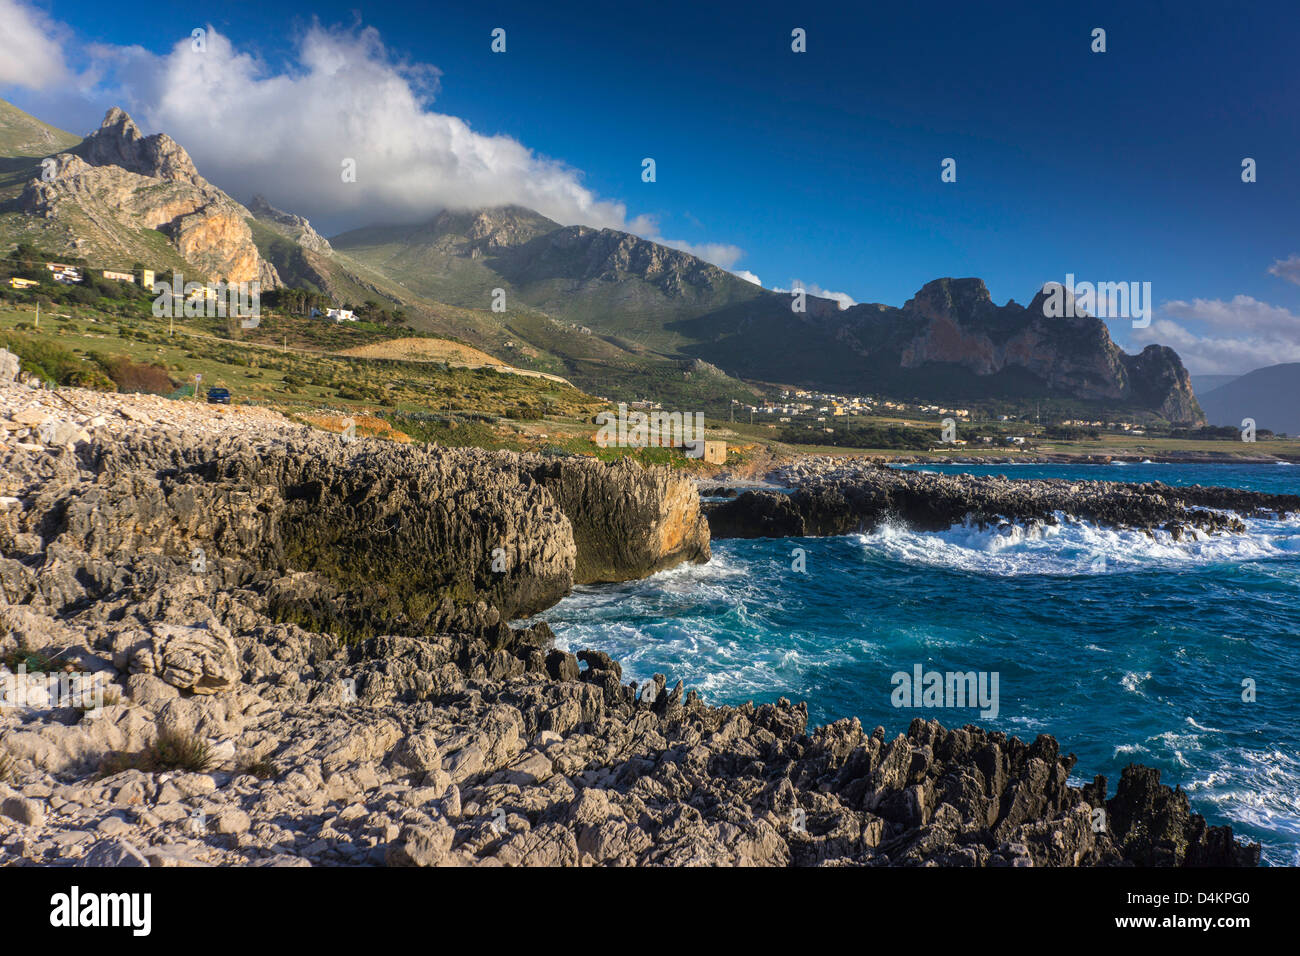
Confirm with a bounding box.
[1198,362,1300,435]
[334,206,1200,420]
[0,99,1201,419]
[3,105,277,285]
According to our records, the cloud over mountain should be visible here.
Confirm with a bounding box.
[772,279,857,310]
[0,0,70,90]
[0,6,745,267]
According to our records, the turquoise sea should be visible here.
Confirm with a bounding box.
[533,463,1300,865]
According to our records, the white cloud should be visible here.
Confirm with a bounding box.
[0,0,70,90]
[2,9,747,270]
[1160,295,1300,335]
[773,279,857,310]
[1268,255,1300,286]
[1130,298,1300,374]
[111,24,648,237]
[653,238,744,269]
[731,269,762,286]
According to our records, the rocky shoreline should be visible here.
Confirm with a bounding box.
[706,457,1300,540]
[0,358,1261,866]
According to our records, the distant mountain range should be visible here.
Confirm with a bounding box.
[1191,374,1241,398]
[1198,363,1300,436]
[0,99,1204,421]
[334,209,1202,421]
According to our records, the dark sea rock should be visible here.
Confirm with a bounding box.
[707,467,1300,539]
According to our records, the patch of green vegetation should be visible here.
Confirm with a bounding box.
[382,411,518,450]
[0,329,114,388]
[778,423,937,451]
[99,729,213,776]
[1,646,83,673]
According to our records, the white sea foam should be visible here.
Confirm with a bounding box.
[1121,671,1151,693]
[852,513,1300,577]
[534,492,1300,865]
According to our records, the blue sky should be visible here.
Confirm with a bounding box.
[2,0,1299,372]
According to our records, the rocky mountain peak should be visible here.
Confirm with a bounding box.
[902,277,996,324]
[248,194,333,254]
[75,107,205,188]
[465,205,558,248]
[16,103,275,286]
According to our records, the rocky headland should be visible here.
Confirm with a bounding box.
[706,457,1300,540]
[0,354,1260,866]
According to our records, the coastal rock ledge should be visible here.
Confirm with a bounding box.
[0,371,1259,866]
[707,464,1300,539]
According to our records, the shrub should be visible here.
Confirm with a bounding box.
[236,756,277,779]
[100,355,176,394]
[0,332,111,388]
[98,728,213,776]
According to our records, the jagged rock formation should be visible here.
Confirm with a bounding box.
[16,108,277,286]
[335,207,1202,420]
[707,461,1300,540]
[884,279,1202,422]
[247,194,332,254]
[530,457,710,583]
[0,370,708,640]
[0,370,1258,867]
[75,108,206,187]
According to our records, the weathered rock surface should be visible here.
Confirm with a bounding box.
[526,456,710,583]
[0,384,708,638]
[0,349,19,385]
[247,194,333,254]
[0,383,1258,867]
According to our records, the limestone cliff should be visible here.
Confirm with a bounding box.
[17,108,277,286]
[0,409,708,640]
[826,277,1205,424]
[525,456,711,584]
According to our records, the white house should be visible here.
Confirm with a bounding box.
[312,307,357,322]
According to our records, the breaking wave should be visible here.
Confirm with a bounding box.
[533,464,1300,864]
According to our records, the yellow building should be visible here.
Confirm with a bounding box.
[8,277,38,289]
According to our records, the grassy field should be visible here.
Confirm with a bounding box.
[0,303,743,467]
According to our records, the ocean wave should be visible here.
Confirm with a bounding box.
[851,513,1300,577]
[534,474,1300,865]
[1189,749,1300,863]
